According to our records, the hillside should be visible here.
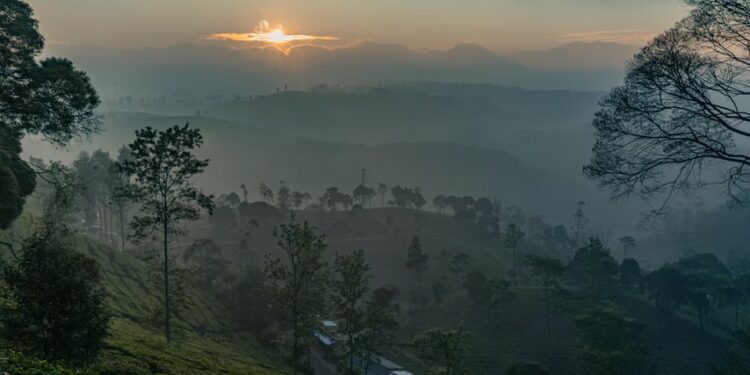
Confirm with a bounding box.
[77,237,287,374]
[192,206,729,375]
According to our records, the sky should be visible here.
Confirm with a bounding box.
[27,0,688,52]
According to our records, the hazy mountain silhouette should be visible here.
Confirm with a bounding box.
[45,41,633,99]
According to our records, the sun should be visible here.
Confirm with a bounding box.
[206,20,338,46]
[257,27,297,44]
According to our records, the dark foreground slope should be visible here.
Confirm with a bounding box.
[78,238,287,374]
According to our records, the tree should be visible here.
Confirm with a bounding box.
[321,186,348,212]
[265,216,328,374]
[377,183,388,207]
[331,250,371,373]
[183,238,230,288]
[0,220,109,364]
[413,327,470,375]
[113,146,132,251]
[116,124,214,343]
[277,181,291,211]
[223,192,241,208]
[714,324,750,375]
[475,197,500,234]
[525,255,566,339]
[240,182,249,202]
[353,184,376,208]
[572,201,588,246]
[259,182,274,204]
[504,223,525,284]
[360,287,399,373]
[433,195,447,214]
[618,236,636,259]
[584,1,750,207]
[389,186,425,209]
[620,258,642,291]
[0,0,99,229]
[677,253,733,331]
[290,191,311,209]
[406,236,429,284]
[462,271,515,309]
[568,238,619,298]
[644,266,690,312]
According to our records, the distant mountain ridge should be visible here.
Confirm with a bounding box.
[45,41,639,98]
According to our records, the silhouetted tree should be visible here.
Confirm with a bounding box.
[572,201,588,246]
[183,238,230,288]
[360,287,399,374]
[568,238,619,298]
[353,184,376,208]
[406,236,429,285]
[259,182,274,204]
[584,1,750,207]
[526,255,566,338]
[504,223,525,284]
[619,236,636,259]
[620,258,642,291]
[265,216,328,374]
[331,250,370,373]
[413,327,470,375]
[377,183,388,207]
[0,218,109,363]
[433,194,448,214]
[277,181,291,211]
[0,0,99,229]
[116,124,214,343]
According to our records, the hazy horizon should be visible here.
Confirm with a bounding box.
[28,0,687,53]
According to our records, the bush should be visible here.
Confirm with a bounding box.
[0,349,92,375]
[0,224,110,364]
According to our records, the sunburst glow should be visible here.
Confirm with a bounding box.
[206,20,338,44]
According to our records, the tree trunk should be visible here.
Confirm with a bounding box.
[119,204,126,251]
[164,218,171,343]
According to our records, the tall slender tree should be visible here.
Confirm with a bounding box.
[116,124,214,343]
[331,250,371,373]
[266,216,328,374]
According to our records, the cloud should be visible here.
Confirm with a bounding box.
[559,29,658,45]
[205,20,338,44]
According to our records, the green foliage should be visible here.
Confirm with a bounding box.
[360,287,399,362]
[331,249,371,373]
[0,0,99,228]
[0,222,110,364]
[183,238,230,288]
[116,123,214,342]
[413,327,470,375]
[505,362,550,375]
[266,215,328,373]
[575,305,649,375]
[462,271,515,309]
[713,324,750,375]
[0,349,92,375]
[619,258,641,290]
[504,223,525,282]
[567,238,619,297]
[389,186,426,209]
[0,123,36,229]
[406,236,429,277]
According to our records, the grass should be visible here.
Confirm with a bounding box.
[71,237,288,374]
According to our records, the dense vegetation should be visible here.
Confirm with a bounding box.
[5,0,750,374]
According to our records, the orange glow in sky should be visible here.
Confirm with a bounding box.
[207,20,338,44]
